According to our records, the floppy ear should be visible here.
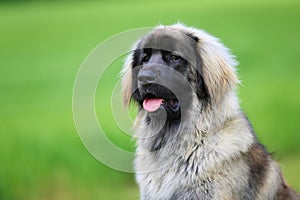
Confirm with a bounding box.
[196,31,239,105]
[168,23,239,104]
[121,38,144,106]
[121,53,134,106]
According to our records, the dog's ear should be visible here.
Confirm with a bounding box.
[121,39,142,106]
[196,31,239,105]
[167,23,239,104]
[121,53,134,106]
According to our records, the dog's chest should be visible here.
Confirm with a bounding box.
[135,145,251,200]
[135,153,216,200]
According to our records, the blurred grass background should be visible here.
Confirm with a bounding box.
[0,0,299,199]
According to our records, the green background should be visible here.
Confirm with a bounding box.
[0,0,299,199]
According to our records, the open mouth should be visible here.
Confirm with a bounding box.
[142,94,180,113]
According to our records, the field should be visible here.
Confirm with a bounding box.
[0,0,300,199]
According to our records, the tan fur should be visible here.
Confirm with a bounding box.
[121,52,134,106]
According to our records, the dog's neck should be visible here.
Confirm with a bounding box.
[134,91,241,154]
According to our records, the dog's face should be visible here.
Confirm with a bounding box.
[129,29,208,121]
[122,24,239,126]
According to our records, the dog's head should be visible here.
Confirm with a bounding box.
[122,24,239,123]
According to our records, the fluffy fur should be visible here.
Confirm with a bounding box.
[121,23,299,200]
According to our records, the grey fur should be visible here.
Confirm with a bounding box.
[121,24,300,200]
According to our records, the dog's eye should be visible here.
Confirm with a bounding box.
[169,54,181,62]
[141,53,150,63]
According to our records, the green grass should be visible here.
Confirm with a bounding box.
[0,0,300,199]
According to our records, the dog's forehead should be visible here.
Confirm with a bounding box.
[140,28,196,53]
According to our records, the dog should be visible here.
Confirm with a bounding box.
[121,23,300,200]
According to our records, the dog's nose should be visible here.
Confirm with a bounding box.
[138,70,156,84]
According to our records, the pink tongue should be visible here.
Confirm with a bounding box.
[143,98,164,112]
